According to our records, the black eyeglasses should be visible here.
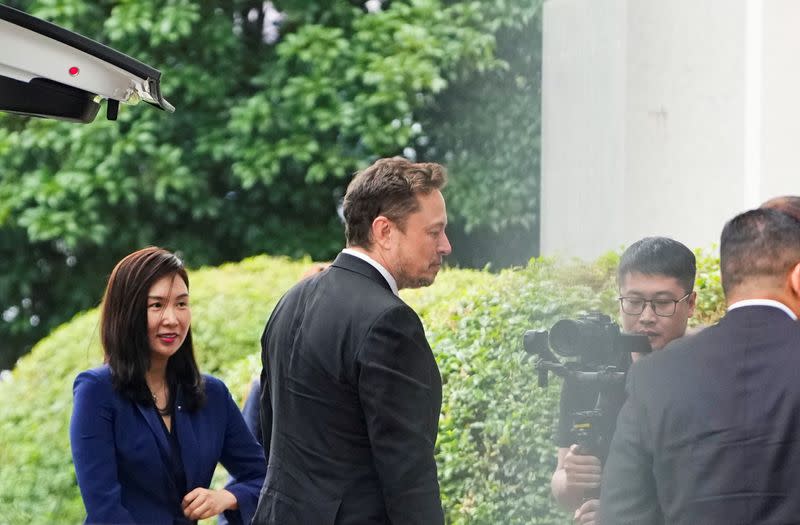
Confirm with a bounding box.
[618,292,692,317]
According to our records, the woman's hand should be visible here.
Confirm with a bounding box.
[182,487,238,520]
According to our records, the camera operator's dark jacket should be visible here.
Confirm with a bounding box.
[252,252,444,525]
[600,305,800,525]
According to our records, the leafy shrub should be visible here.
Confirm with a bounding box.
[0,252,723,524]
[693,247,726,326]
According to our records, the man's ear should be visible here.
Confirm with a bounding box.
[789,262,800,298]
[686,291,697,317]
[370,215,394,249]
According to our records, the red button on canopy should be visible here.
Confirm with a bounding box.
[68,66,79,76]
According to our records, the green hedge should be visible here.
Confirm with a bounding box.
[0,251,724,524]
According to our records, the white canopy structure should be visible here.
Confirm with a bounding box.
[0,3,174,123]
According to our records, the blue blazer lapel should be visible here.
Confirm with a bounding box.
[174,387,201,490]
[135,401,182,502]
[136,401,171,459]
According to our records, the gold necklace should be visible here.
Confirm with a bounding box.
[150,383,169,412]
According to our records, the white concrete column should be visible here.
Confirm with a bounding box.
[541,0,799,259]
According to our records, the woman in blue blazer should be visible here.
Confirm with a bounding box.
[70,247,266,525]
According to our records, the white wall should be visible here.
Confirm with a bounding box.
[761,0,800,197]
[541,0,627,254]
[541,0,800,259]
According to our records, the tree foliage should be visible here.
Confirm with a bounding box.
[0,0,542,367]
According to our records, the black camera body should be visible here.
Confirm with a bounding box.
[547,311,651,369]
[524,312,651,459]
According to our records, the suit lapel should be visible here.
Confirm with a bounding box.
[135,399,182,502]
[136,401,171,459]
[174,387,201,489]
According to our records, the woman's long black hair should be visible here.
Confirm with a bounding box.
[101,246,205,411]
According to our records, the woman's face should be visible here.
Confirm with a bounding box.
[146,274,191,362]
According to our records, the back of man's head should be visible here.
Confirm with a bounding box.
[342,157,447,248]
[720,207,800,298]
[617,237,696,293]
[760,195,800,223]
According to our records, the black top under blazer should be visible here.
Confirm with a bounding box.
[252,252,444,525]
[600,305,800,525]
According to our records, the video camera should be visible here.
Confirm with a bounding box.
[524,312,651,460]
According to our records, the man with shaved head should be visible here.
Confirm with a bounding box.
[600,207,800,525]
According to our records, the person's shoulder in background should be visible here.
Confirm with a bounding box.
[300,262,331,280]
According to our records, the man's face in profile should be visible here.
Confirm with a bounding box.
[619,271,696,351]
[388,190,452,289]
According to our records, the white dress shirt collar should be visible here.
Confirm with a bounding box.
[727,299,798,320]
[341,248,399,296]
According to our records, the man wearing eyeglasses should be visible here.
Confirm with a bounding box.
[600,207,800,525]
[551,237,696,525]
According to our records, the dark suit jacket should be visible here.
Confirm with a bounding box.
[600,306,800,525]
[70,366,266,525]
[252,252,444,525]
[241,377,263,446]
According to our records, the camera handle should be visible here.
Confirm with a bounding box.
[557,367,627,503]
[570,381,623,503]
[571,408,603,501]
[571,379,623,461]
[571,409,602,455]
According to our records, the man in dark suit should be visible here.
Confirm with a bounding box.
[252,157,451,525]
[599,207,800,525]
